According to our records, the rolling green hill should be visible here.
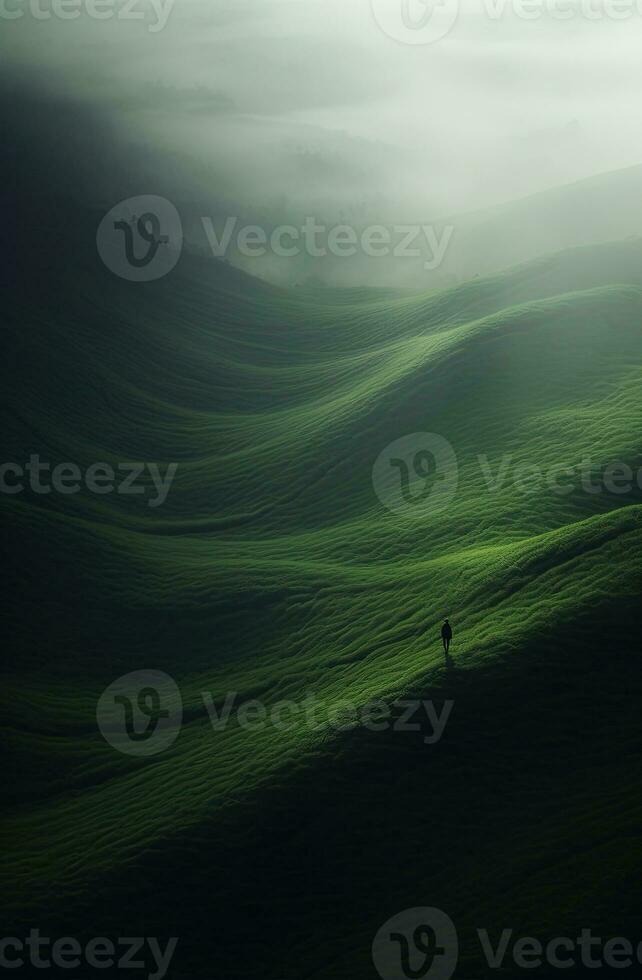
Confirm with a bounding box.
[2,233,642,978]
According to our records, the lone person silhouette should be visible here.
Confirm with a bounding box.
[441,619,453,655]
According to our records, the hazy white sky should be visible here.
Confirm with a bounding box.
[4,0,642,221]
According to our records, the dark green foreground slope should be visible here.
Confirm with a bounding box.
[2,235,642,978]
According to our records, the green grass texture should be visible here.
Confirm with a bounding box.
[2,235,642,978]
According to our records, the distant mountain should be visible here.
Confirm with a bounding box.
[439,163,642,282]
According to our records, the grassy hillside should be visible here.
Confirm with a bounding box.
[2,233,642,978]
